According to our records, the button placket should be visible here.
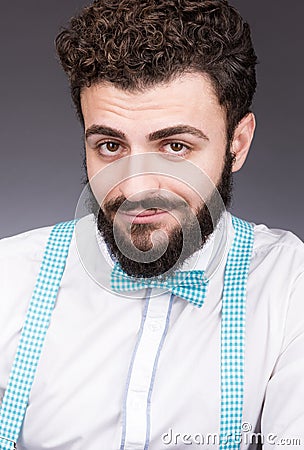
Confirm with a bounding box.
[122,292,173,449]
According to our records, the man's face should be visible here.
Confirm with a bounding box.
[81,73,234,278]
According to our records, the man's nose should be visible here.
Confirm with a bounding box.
[116,153,161,201]
[118,173,160,202]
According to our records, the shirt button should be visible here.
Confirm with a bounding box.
[148,320,162,332]
[131,397,144,410]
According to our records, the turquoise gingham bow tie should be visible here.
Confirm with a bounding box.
[111,263,209,308]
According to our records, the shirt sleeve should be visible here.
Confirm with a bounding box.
[261,270,304,449]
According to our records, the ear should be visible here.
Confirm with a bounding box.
[231,113,256,173]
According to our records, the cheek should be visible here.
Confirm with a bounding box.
[85,153,121,207]
[161,157,225,211]
[86,149,97,179]
[161,179,203,210]
[189,149,226,189]
[90,180,122,209]
[104,186,121,204]
[86,148,109,181]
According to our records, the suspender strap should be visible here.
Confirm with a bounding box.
[220,216,254,450]
[0,220,77,449]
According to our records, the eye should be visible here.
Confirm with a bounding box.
[163,142,191,155]
[170,143,184,152]
[97,141,122,155]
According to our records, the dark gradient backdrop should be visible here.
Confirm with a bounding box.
[0,1,303,239]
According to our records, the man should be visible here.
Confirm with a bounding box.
[0,1,303,449]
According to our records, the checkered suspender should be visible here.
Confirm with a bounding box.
[0,220,77,450]
[220,216,254,450]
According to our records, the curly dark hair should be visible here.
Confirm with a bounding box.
[55,0,257,141]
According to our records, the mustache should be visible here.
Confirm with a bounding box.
[103,194,188,214]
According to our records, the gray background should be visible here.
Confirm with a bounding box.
[0,1,303,239]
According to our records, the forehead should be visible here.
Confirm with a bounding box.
[80,72,226,131]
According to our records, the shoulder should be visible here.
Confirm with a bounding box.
[0,218,79,259]
[0,219,79,279]
[0,219,77,313]
[0,223,61,328]
[249,219,304,284]
[0,223,54,264]
[252,221,304,254]
[252,221,304,263]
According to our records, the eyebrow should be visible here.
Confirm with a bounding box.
[85,124,209,142]
[148,125,209,142]
[85,125,126,141]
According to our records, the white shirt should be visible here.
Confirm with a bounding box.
[0,213,304,450]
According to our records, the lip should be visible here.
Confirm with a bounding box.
[118,209,170,224]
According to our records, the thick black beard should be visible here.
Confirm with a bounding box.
[84,149,234,279]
